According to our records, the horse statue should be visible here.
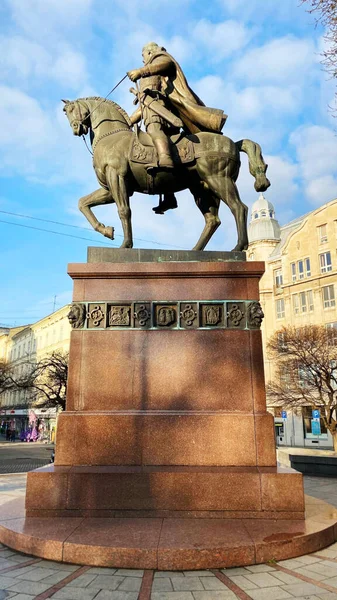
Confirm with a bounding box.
[63,96,270,251]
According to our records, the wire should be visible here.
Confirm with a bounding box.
[0,210,188,250]
[0,219,118,246]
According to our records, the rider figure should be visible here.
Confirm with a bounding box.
[127,42,227,214]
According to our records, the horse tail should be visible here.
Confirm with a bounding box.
[235,139,271,192]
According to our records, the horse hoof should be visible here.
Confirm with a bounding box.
[103,226,114,240]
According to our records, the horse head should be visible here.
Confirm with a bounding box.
[62,99,90,137]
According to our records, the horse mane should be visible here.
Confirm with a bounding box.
[78,96,132,127]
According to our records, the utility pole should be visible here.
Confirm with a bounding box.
[52,295,57,313]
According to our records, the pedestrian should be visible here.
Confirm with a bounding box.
[10,429,15,443]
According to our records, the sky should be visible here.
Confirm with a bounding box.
[1,0,336,327]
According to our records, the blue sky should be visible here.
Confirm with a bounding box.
[1,0,336,327]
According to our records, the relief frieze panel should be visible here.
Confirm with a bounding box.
[68,300,264,330]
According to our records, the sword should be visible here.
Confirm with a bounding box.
[129,87,183,128]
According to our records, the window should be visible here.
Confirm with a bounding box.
[323,285,336,309]
[261,210,267,217]
[300,291,307,313]
[293,294,299,315]
[274,269,283,288]
[307,290,314,311]
[318,224,328,243]
[276,298,285,319]
[320,251,332,273]
[305,258,311,277]
[269,210,274,218]
[277,332,287,351]
[298,260,304,280]
[254,213,258,219]
[291,262,296,282]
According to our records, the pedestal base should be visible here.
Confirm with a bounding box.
[0,495,336,569]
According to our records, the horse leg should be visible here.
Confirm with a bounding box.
[106,167,133,248]
[78,188,115,239]
[204,174,248,251]
[190,185,221,251]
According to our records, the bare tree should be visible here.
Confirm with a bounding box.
[0,360,14,396]
[267,325,337,448]
[15,351,69,411]
[302,0,337,112]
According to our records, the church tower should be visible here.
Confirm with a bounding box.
[247,193,281,261]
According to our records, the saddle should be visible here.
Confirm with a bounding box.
[129,129,195,168]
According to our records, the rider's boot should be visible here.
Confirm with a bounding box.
[152,193,178,215]
[153,137,174,169]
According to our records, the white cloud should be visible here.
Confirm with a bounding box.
[305,175,337,206]
[290,125,337,180]
[191,19,253,62]
[234,36,316,84]
[0,35,88,90]
[8,0,93,41]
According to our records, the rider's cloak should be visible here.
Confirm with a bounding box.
[145,50,227,135]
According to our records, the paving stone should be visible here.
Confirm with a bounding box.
[316,551,337,560]
[7,556,34,565]
[310,562,337,577]
[52,588,100,600]
[245,565,278,573]
[0,560,18,569]
[0,592,12,600]
[88,576,125,590]
[7,581,54,595]
[114,570,143,577]
[227,575,259,590]
[296,556,323,565]
[151,594,194,600]
[94,592,138,600]
[2,567,37,579]
[271,571,304,585]
[0,577,20,590]
[6,595,35,600]
[40,571,72,585]
[294,567,327,581]
[192,593,236,600]
[281,582,325,597]
[16,567,59,581]
[37,561,79,571]
[154,572,184,578]
[66,573,97,587]
[317,594,337,599]
[248,588,293,600]
[199,577,230,591]
[183,572,213,577]
[0,553,15,559]
[244,573,285,588]
[171,577,204,591]
[277,560,305,570]
[221,568,252,576]
[118,578,142,592]
[152,578,173,592]
[87,568,118,575]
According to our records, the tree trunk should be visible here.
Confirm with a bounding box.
[333,433,337,453]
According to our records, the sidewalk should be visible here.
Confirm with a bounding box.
[0,474,337,600]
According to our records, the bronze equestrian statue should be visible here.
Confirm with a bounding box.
[63,43,270,251]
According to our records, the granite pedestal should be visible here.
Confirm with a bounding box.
[2,250,335,568]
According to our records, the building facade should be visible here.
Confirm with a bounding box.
[0,306,71,439]
[248,196,337,448]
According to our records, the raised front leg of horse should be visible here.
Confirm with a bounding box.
[78,188,115,240]
[106,167,133,248]
[190,184,221,251]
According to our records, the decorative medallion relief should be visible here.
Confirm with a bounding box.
[227,303,245,328]
[68,300,264,330]
[87,304,105,328]
[108,305,131,327]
